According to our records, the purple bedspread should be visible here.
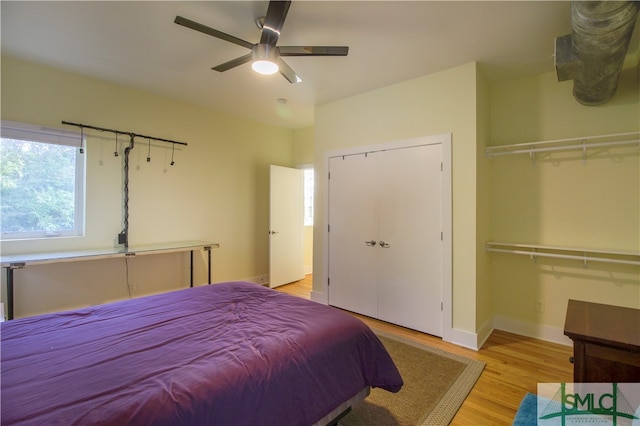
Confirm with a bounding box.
[1,281,402,425]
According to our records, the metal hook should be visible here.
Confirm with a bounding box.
[79,127,85,154]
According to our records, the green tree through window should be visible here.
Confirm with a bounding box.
[1,122,85,240]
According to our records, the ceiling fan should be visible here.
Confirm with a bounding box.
[174,1,349,83]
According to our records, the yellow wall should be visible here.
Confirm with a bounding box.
[293,126,314,165]
[489,68,640,343]
[314,63,482,342]
[475,68,493,339]
[1,56,294,317]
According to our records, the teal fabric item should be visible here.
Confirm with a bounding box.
[513,393,538,425]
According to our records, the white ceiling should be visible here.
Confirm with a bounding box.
[0,1,615,130]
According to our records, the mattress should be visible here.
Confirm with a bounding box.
[1,281,402,425]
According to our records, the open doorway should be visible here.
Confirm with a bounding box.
[302,168,314,275]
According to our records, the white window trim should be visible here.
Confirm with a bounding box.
[1,120,86,240]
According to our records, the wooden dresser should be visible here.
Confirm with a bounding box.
[564,299,640,382]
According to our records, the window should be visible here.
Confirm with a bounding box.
[1,121,86,240]
[303,168,314,226]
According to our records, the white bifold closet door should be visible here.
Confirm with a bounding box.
[328,152,379,318]
[328,144,442,336]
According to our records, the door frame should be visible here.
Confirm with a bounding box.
[322,134,452,342]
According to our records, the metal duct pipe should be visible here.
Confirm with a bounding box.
[555,1,639,106]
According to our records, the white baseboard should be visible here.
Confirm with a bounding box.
[450,328,482,350]
[304,265,313,275]
[447,316,494,351]
[239,275,269,286]
[493,315,572,347]
[476,317,494,349]
[310,290,327,304]
[447,314,571,351]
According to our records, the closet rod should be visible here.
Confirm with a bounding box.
[485,243,640,266]
[499,131,638,148]
[61,121,187,146]
[486,139,638,157]
[485,131,639,157]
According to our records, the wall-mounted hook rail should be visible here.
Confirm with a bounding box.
[62,120,188,248]
[61,121,187,147]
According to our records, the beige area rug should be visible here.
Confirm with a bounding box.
[341,330,485,426]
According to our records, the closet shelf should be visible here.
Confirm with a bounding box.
[485,131,639,160]
[485,242,640,267]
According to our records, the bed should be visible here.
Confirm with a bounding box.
[1,281,403,425]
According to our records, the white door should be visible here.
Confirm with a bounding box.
[269,165,304,288]
[377,145,442,335]
[327,143,444,336]
[328,153,379,318]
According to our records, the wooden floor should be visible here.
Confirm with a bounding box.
[276,275,573,425]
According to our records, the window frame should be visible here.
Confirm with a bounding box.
[1,120,86,241]
[303,168,314,227]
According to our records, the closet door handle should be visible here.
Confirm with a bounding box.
[365,240,377,246]
[379,241,390,248]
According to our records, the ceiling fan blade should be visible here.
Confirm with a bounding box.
[277,58,302,84]
[175,16,254,50]
[260,1,291,47]
[278,46,349,56]
[212,53,253,72]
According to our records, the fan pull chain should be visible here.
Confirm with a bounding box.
[79,127,85,154]
[146,138,151,162]
[114,133,119,157]
[170,143,176,166]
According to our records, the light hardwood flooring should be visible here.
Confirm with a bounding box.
[275,275,573,425]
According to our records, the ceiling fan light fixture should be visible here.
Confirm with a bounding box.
[252,44,279,75]
[175,1,348,84]
[252,59,279,75]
